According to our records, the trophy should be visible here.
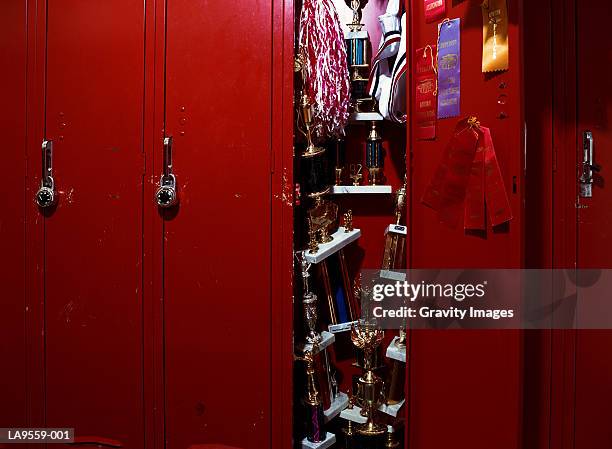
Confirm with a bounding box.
[350,163,363,186]
[366,121,385,185]
[385,427,401,448]
[308,193,338,244]
[297,251,322,344]
[295,53,325,157]
[300,345,327,443]
[345,0,374,112]
[343,210,354,232]
[382,181,407,269]
[334,138,346,185]
[351,320,386,437]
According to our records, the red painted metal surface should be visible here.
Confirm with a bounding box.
[573,0,612,447]
[408,1,524,448]
[161,1,275,447]
[40,1,146,446]
[0,0,27,429]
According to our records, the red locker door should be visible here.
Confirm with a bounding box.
[41,1,146,446]
[0,0,27,428]
[162,1,273,447]
[574,0,612,446]
[409,1,523,448]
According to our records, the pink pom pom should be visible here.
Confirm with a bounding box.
[299,0,350,140]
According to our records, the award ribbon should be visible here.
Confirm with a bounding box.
[422,118,512,229]
[424,0,446,23]
[436,18,461,119]
[481,0,509,72]
[415,45,437,140]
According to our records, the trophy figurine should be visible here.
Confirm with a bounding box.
[351,321,386,437]
[350,163,363,186]
[297,251,322,344]
[366,121,385,185]
[299,345,327,443]
[308,191,338,244]
[343,210,354,232]
[382,181,407,270]
[345,0,374,112]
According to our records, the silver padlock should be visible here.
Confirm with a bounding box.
[155,136,179,208]
[36,140,56,208]
[155,174,178,208]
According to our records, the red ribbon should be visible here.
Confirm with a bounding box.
[424,0,446,23]
[422,118,513,229]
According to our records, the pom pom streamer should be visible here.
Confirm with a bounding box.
[299,0,351,140]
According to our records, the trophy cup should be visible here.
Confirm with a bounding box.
[297,251,322,344]
[345,0,375,112]
[334,138,346,186]
[382,181,407,269]
[351,320,386,437]
[300,345,327,443]
[343,210,354,232]
[295,53,326,157]
[366,121,385,185]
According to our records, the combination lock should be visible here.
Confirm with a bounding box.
[36,181,56,208]
[155,174,178,208]
[36,140,56,208]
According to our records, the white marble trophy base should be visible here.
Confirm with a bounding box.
[340,405,368,424]
[331,185,393,195]
[385,224,408,236]
[349,111,384,122]
[304,228,361,265]
[328,320,358,334]
[386,337,407,363]
[301,433,336,449]
[297,331,335,355]
[379,399,405,417]
[324,392,349,423]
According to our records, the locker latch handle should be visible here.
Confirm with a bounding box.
[35,140,56,208]
[580,131,601,198]
[155,136,178,208]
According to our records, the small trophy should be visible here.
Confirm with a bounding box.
[334,138,345,186]
[345,0,374,112]
[295,53,326,157]
[343,210,354,232]
[382,181,407,269]
[308,192,338,244]
[366,121,384,185]
[351,320,386,437]
[300,346,327,443]
[297,251,322,344]
[350,163,363,186]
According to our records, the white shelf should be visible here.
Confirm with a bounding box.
[301,433,336,449]
[349,112,384,122]
[385,224,407,235]
[331,185,393,195]
[379,399,405,417]
[324,392,349,423]
[297,331,335,355]
[305,227,361,264]
[380,269,407,282]
[328,320,358,334]
[386,337,407,363]
[340,405,368,424]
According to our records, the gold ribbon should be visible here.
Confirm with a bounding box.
[481,0,509,72]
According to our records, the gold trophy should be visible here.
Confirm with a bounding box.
[382,181,407,270]
[345,0,374,112]
[307,191,338,244]
[297,345,327,443]
[351,320,386,437]
[366,121,384,185]
[350,163,363,186]
[297,251,322,344]
[295,52,325,158]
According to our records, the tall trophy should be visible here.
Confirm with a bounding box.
[382,181,407,269]
[351,320,386,438]
[345,0,374,112]
[295,52,325,158]
[300,345,327,443]
[297,251,322,344]
[366,121,385,185]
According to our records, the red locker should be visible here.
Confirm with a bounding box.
[0,0,28,429]
[408,1,523,448]
[27,1,147,446]
[155,1,284,447]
